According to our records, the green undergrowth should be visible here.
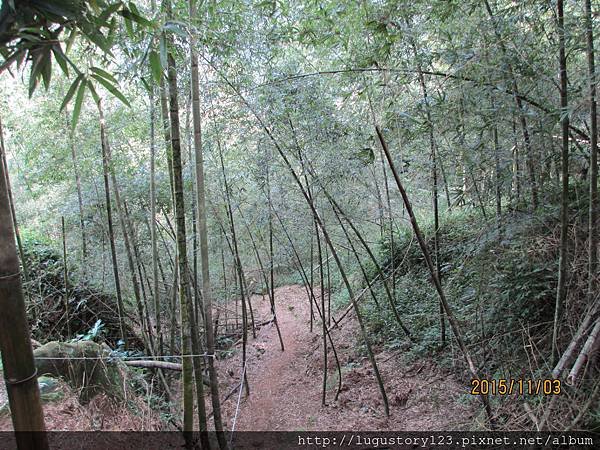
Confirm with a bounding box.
[370,207,559,371]
[346,183,598,428]
[19,229,143,347]
[360,185,587,377]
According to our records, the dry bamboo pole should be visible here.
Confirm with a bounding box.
[567,319,600,385]
[553,301,599,378]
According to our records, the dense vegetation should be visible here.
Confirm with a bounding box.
[0,0,599,445]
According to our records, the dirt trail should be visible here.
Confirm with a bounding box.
[0,285,477,431]
[217,285,477,431]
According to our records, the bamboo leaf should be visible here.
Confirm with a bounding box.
[98,2,123,26]
[15,49,26,70]
[60,74,84,112]
[28,50,45,97]
[28,69,40,98]
[124,16,135,39]
[163,21,188,40]
[91,74,131,108]
[51,44,69,76]
[149,50,162,83]
[90,67,117,84]
[87,81,100,105]
[120,7,152,27]
[127,2,151,26]
[40,52,52,90]
[159,35,167,68]
[140,77,152,95]
[84,31,114,56]
[71,78,87,130]
[66,28,77,54]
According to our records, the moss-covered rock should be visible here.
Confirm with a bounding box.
[37,376,64,402]
[34,341,128,402]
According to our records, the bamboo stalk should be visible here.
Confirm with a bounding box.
[567,319,600,385]
[61,216,70,337]
[376,125,494,426]
[0,125,48,449]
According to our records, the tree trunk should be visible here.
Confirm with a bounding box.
[66,116,88,264]
[585,0,598,297]
[188,4,228,444]
[376,125,493,425]
[0,115,33,323]
[103,132,153,351]
[265,160,282,347]
[216,138,256,370]
[149,88,163,353]
[491,96,502,230]
[0,127,48,449]
[97,99,127,348]
[164,11,206,442]
[483,0,538,209]
[160,76,176,208]
[315,217,328,405]
[169,257,179,354]
[61,216,71,337]
[552,0,570,364]
[407,34,446,344]
[123,201,156,350]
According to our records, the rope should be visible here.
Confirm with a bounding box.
[4,368,38,386]
[0,270,21,281]
[34,352,220,361]
[229,359,247,448]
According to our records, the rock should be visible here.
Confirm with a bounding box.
[37,376,64,403]
[34,341,129,402]
[38,376,60,394]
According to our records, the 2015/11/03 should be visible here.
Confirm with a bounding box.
[471,378,561,395]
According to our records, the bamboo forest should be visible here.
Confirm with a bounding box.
[0,0,600,448]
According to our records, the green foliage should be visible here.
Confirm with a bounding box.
[2,0,599,431]
[0,0,153,129]
[363,205,563,373]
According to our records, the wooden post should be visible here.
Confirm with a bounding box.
[0,137,48,449]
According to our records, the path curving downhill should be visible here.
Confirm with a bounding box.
[217,285,476,431]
